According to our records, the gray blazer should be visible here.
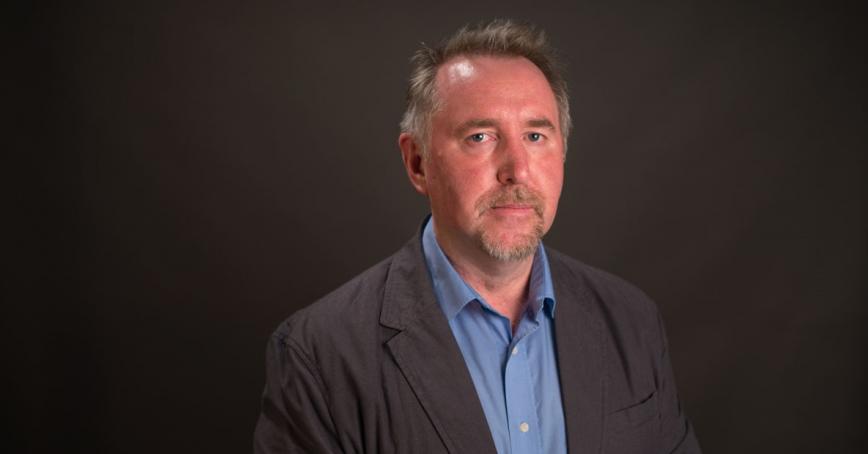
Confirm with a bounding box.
[254,229,701,453]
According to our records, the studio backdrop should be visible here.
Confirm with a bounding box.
[11,1,865,453]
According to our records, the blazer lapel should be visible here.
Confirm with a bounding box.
[551,253,606,454]
[380,235,497,454]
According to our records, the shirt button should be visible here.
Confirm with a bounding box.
[511,346,519,356]
[519,422,530,433]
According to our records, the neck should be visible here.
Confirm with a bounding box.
[434,227,535,331]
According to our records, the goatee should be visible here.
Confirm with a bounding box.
[474,186,546,262]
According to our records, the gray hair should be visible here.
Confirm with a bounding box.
[399,19,571,155]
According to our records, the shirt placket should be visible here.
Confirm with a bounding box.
[503,315,543,453]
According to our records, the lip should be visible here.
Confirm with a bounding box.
[489,204,537,216]
[492,204,534,210]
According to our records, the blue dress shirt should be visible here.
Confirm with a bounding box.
[421,217,567,454]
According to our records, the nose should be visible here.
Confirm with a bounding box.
[496,138,530,185]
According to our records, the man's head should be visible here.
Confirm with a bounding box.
[400,19,571,156]
[398,20,569,263]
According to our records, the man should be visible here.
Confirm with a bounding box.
[255,19,701,453]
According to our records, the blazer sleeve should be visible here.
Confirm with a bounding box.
[253,332,342,454]
[656,310,702,454]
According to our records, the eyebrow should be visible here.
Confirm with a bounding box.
[526,118,557,130]
[454,118,498,136]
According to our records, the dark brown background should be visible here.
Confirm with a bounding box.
[10,1,865,452]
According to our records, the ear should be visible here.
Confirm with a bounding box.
[398,132,429,195]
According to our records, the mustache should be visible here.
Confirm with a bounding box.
[475,186,545,217]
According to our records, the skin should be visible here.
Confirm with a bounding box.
[399,55,565,330]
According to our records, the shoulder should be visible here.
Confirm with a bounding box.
[271,254,396,358]
[546,247,661,332]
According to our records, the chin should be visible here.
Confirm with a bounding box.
[478,228,543,262]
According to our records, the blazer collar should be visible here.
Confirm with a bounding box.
[379,224,498,454]
[549,249,606,454]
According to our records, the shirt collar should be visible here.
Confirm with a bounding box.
[421,215,557,321]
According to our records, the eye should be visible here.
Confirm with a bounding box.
[528,132,543,142]
[469,133,487,143]
[466,132,495,145]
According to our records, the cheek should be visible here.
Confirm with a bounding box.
[550,172,564,199]
[444,175,479,212]
[439,163,485,199]
[542,163,564,211]
[427,163,475,214]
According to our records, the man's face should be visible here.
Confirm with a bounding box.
[420,55,565,262]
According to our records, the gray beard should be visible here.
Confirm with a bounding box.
[477,220,545,262]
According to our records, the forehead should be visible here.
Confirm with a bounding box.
[432,55,558,123]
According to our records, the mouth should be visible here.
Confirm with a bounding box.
[491,203,536,211]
